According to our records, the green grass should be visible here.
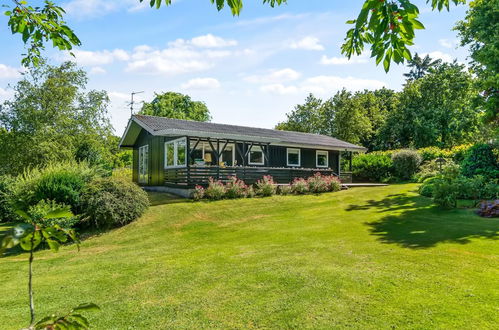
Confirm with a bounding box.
[1,184,498,329]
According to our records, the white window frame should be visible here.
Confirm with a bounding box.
[138,145,149,184]
[248,145,265,166]
[316,150,329,168]
[286,148,301,167]
[164,137,187,169]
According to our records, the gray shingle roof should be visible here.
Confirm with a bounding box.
[132,114,366,151]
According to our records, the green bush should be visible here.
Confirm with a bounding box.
[392,149,422,180]
[204,178,226,200]
[481,182,499,200]
[418,146,444,162]
[255,175,276,197]
[192,185,205,201]
[291,178,308,194]
[433,180,458,208]
[225,177,247,199]
[0,175,16,222]
[461,144,499,179]
[324,175,342,192]
[278,185,292,195]
[352,153,394,182]
[80,177,149,228]
[28,199,79,229]
[414,159,456,182]
[418,177,442,197]
[307,173,329,193]
[10,161,102,212]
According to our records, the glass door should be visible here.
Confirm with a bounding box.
[138,145,149,184]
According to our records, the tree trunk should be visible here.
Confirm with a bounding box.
[28,238,35,328]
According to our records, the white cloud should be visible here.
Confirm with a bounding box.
[67,49,130,66]
[290,36,324,51]
[422,51,455,63]
[181,77,220,90]
[260,75,386,96]
[320,53,369,65]
[0,64,22,79]
[89,66,107,75]
[438,38,457,48]
[169,34,237,48]
[245,68,301,84]
[260,84,299,95]
[235,13,309,27]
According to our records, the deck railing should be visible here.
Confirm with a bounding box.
[164,166,339,187]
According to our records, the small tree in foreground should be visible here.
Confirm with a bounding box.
[0,205,99,329]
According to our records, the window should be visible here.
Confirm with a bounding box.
[138,145,149,184]
[165,138,187,168]
[316,150,329,168]
[286,148,301,167]
[248,146,264,165]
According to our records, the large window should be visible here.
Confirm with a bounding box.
[138,145,149,184]
[248,145,264,165]
[165,138,187,168]
[287,148,301,167]
[316,150,329,168]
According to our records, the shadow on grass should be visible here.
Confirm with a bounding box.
[147,192,187,206]
[348,193,499,249]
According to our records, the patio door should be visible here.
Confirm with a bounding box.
[138,145,149,184]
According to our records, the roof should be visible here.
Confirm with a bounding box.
[120,114,367,151]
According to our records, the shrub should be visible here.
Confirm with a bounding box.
[192,185,205,201]
[80,177,149,228]
[481,182,499,200]
[307,173,329,193]
[461,144,499,179]
[324,175,342,192]
[246,185,256,198]
[454,176,484,200]
[0,175,16,223]
[391,150,422,180]
[225,177,247,199]
[10,161,102,212]
[255,175,276,197]
[278,185,292,195]
[352,153,394,182]
[418,146,444,162]
[433,180,458,208]
[28,200,79,229]
[291,178,309,194]
[413,159,456,182]
[112,167,133,181]
[450,144,473,163]
[204,178,226,200]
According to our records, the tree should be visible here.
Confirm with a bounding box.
[0,61,114,175]
[455,0,498,128]
[139,92,211,122]
[3,0,466,70]
[380,62,482,148]
[275,94,325,134]
[403,53,442,80]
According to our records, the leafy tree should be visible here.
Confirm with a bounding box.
[3,0,468,70]
[0,61,114,175]
[275,94,324,134]
[380,62,482,148]
[139,92,211,122]
[403,53,442,80]
[455,0,498,127]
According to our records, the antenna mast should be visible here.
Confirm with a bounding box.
[129,91,144,116]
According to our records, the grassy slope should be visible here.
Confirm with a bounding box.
[0,184,498,329]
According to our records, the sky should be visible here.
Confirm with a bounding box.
[0,0,470,136]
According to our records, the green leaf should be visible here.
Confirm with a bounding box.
[44,207,73,220]
[411,19,425,30]
[383,53,391,72]
[46,238,60,252]
[15,209,31,221]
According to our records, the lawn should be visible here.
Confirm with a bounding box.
[0,184,498,329]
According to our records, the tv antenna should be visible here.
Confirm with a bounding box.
[128,91,144,116]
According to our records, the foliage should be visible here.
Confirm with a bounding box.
[245,185,256,198]
[455,0,499,128]
[290,178,309,194]
[255,175,276,197]
[418,177,441,197]
[324,175,342,192]
[391,149,422,180]
[278,185,292,195]
[342,0,464,72]
[413,159,456,182]
[461,144,499,179]
[192,185,205,201]
[28,200,79,229]
[352,153,394,182]
[224,177,248,199]
[403,53,442,80]
[0,175,16,223]
[112,167,133,181]
[3,0,81,67]
[307,173,329,194]
[204,178,226,200]
[0,61,114,176]
[433,180,459,208]
[139,92,211,122]
[380,62,481,149]
[10,161,102,213]
[80,177,149,228]
[34,303,100,330]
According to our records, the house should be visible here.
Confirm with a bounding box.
[119,115,366,190]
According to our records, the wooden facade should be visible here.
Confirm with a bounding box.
[130,130,349,188]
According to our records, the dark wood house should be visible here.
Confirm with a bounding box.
[119,115,366,189]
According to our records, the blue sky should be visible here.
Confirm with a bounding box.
[0,0,469,136]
